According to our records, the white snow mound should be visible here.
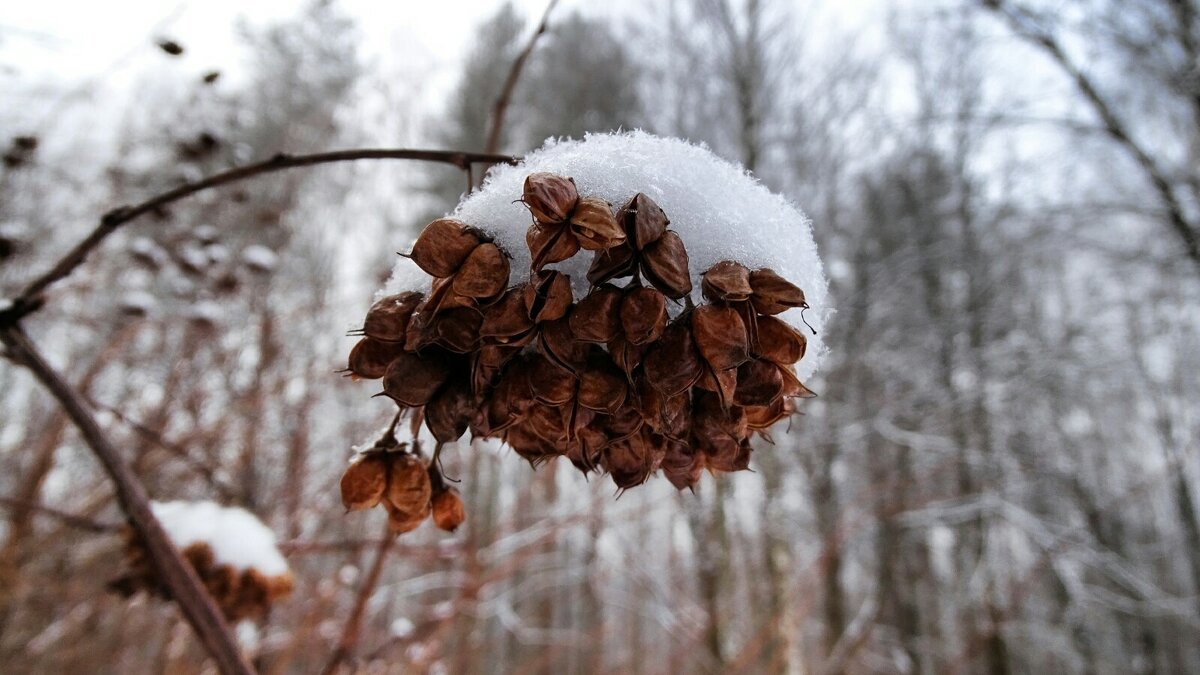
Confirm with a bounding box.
[383,131,830,379]
[151,500,289,576]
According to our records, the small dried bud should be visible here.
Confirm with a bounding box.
[523,173,578,224]
[641,231,692,299]
[409,219,482,278]
[749,268,807,315]
[451,243,509,300]
[362,292,423,342]
[569,197,625,251]
[702,261,752,303]
[431,486,466,532]
[340,454,388,511]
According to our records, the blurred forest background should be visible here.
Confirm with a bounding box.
[2,0,1199,673]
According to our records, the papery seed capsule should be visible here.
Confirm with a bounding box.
[431,308,483,353]
[643,320,703,396]
[347,338,404,380]
[641,231,692,299]
[620,286,667,345]
[528,354,577,406]
[701,261,752,303]
[409,219,482,278]
[692,304,751,371]
[778,364,817,399]
[620,193,669,250]
[569,197,625,251]
[480,288,536,346]
[538,316,591,374]
[340,454,388,511]
[569,285,623,343]
[524,270,573,323]
[452,243,509,299]
[382,352,449,407]
[577,355,627,414]
[526,221,580,271]
[385,498,431,534]
[734,358,784,407]
[523,173,579,224]
[362,291,423,342]
[586,243,637,286]
[385,453,433,518]
[749,268,807,315]
[426,378,474,443]
[753,315,807,365]
[431,486,466,532]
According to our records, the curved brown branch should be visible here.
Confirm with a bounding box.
[2,148,516,324]
[0,325,255,675]
[483,0,561,155]
[319,524,395,675]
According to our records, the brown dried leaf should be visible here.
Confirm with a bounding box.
[569,285,623,343]
[621,193,669,250]
[526,222,580,270]
[339,454,387,511]
[569,197,625,251]
[691,304,751,371]
[620,286,667,345]
[753,315,807,365]
[347,338,404,380]
[382,352,449,407]
[701,261,752,303]
[523,173,578,224]
[409,218,481,278]
[641,231,692,299]
[451,243,509,299]
[643,320,703,396]
[524,270,573,323]
[749,268,807,315]
[362,291,423,342]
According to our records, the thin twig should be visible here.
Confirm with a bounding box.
[483,0,561,155]
[0,325,255,675]
[0,495,121,533]
[319,523,396,675]
[1,148,516,324]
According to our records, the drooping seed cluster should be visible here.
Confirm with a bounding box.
[113,533,293,622]
[344,172,814,498]
[339,432,465,534]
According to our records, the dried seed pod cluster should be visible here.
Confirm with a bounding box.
[345,172,815,496]
[339,433,464,534]
[112,502,293,621]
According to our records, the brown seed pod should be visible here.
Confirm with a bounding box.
[409,218,481,278]
[643,319,703,396]
[734,358,785,407]
[608,334,649,380]
[691,304,751,371]
[569,285,623,343]
[620,286,668,346]
[620,193,669,250]
[749,268,807,315]
[662,440,704,490]
[641,231,692,299]
[586,242,637,286]
[701,261,752,303]
[524,270,573,323]
[429,308,483,354]
[382,352,449,407]
[431,486,466,532]
[340,454,388,511]
[451,243,509,300]
[526,221,581,270]
[696,366,739,408]
[569,197,625,251]
[426,378,474,443]
[480,288,536,346]
[577,354,627,414]
[471,344,520,395]
[538,316,591,374]
[753,315,807,365]
[385,453,433,519]
[523,173,578,224]
[778,364,817,399]
[347,338,404,380]
[528,355,577,406]
[745,397,794,430]
[362,291,423,342]
[385,498,431,534]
